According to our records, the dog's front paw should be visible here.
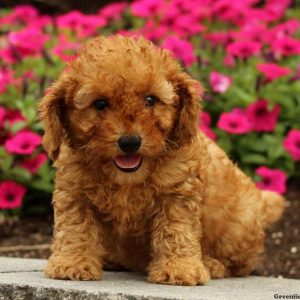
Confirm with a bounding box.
[203,255,227,279]
[44,256,103,280]
[147,257,210,286]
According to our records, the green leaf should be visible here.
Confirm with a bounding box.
[10,121,27,134]
[1,154,14,172]
[30,179,53,193]
[217,136,232,153]
[241,154,268,164]
[10,167,32,181]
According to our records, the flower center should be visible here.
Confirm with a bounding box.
[255,108,267,117]
[229,121,238,128]
[6,193,15,202]
[263,177,271,186]
[283,44,293,52]
[21,142,30,149]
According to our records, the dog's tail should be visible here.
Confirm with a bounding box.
[260,190,285,227]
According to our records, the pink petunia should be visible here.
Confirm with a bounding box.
[0,5,38,26]
[264,0,292,23]
[52,36,79,62]
[235,23,268,43]
[131,0,164,17]
[200,112,211,128]
[163,36,196,67]
[211,0,252,25]
[0,68,15,94]
[0,106,5,128]
[5,130,42,155]
[205,31,233,46]
[283,129,300,161]
[257,63,291,81]
[226,40,262,58]
[4,109,26,127]
[271,37,300,58]
[217,109,252,134]
[256,166,287,195]
[20,153,48,174]
[246,99,280,132]
[209,71,232,93]
[171,15,206,37]
[143,23,169,41]
[199,112,217,140]
[8,27,49,58]
[56,11,106,38]
[0,180,26,209]
[98,2,127,21]
[271,19,300,40]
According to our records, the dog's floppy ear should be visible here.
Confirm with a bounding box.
[171,73,203,148]
[38,80,67,161]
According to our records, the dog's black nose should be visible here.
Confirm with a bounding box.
[118,135,142,153]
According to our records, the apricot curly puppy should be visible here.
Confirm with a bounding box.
[39,35,285,285]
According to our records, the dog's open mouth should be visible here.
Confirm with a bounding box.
[113,154,143,172]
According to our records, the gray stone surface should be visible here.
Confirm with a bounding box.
[0,257,299,300]
[0,257,46,273]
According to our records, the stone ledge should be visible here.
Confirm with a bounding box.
[0,257,299,300]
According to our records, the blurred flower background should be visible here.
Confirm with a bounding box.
[0,0,299,278]
[1,0,299,213]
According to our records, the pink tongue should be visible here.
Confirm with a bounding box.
[114,154,141,169]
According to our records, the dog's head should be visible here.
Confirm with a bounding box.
[39,36,203,184]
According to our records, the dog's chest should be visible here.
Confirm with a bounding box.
[92,184,157,236]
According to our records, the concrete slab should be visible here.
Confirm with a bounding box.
[0,257,299,300]
[0,257,46,273]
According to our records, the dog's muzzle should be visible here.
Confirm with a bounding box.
[114,135,143,172]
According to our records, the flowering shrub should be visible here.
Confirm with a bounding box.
[0,1,300,214]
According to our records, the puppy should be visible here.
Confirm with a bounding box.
[39,35,284,285]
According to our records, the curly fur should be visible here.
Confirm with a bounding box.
[39,35,285,285]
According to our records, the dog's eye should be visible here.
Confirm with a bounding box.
[145,95,157,107]
[94,99,108,110]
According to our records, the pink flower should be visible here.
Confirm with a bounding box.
[52,36,79,62]
[257,63,291,81]
[0,5,38,26]
[171,15,206,37]
[5,130,42,155]
[226,40,262,58]
[223,55,235,67]
[205,31,233,46]
[143,22,169,41]
[4,109,26,127]
[0,180,26,209]
[217,109,252,134]
[272,19,300,39]
[264,0,292,23]
[8,27,49,58]
[0,106,5,128]
[56,11,106,38]
[0,48,17,64]
[283,129,300,161]
[0,68,15,94]
[199,112,216,140]
[99,2,127,21]
[236,23,268,43]
[246,99,280,132]
[163,36,196,67]
[210,71,232,93]
[211,0,256,25]
[131,0,164,17]
[256,167,287,195]
[20,153,48,174]
[271,37,300,58]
